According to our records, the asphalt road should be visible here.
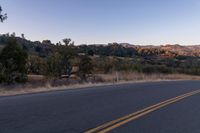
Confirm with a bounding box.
[1,80,200,133]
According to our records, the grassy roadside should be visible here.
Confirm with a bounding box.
[0,73,200,97]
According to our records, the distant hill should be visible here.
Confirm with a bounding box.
[120,43,200,57]
[0,34,57,57]
[161,44,200,56]
[1,34,200,58]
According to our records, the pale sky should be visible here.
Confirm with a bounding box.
[1,0,200,45]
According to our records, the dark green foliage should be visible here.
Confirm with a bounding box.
[88,49,94,56]
[42,40,52,45]
[78,56,93,80]
[0,6,7,22]
[45,45,75,79]
[27,55,47,75]
[46,52,63,79]
[0,39,28,84]
[76,43,136,57]
[59,46,74,77]
[0,35,56,57]
[63,38,71,46]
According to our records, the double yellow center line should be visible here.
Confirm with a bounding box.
[85,89,200,133]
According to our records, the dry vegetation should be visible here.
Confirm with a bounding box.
[98,72,200,82]
[0,72,200,97]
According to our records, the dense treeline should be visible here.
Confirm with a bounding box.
[75,43,136,57]
[1,34,200,84]
[0,35,94,84]
[0,34,177,58]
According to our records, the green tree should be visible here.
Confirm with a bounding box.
[78,55,93,80]
[59,45,75,77]
[27,55,47,75]
[63,38,74,46]
[0,39,28,84]
[45,39,76,79]
[46,52,62,79]
[0,6,7,22]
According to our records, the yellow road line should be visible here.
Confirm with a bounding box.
[99,90,200,133]
[85,89,200,133]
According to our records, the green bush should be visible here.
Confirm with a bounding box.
[0,39,28,84]
[78,55,93,80]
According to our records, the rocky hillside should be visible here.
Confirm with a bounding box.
[160,44,200,56]
[121,43,200,57]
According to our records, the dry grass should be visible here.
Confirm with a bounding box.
[0,72,200,97]
[97,72,200,82]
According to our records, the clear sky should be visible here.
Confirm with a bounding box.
[1,0,200,45]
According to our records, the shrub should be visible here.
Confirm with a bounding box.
[78,55,93,80]
[0,39,28,84]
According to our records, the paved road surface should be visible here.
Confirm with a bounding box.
[1,81,200,133]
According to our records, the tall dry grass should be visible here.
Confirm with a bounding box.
[0,72,200,96]
[97,72,200,82]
